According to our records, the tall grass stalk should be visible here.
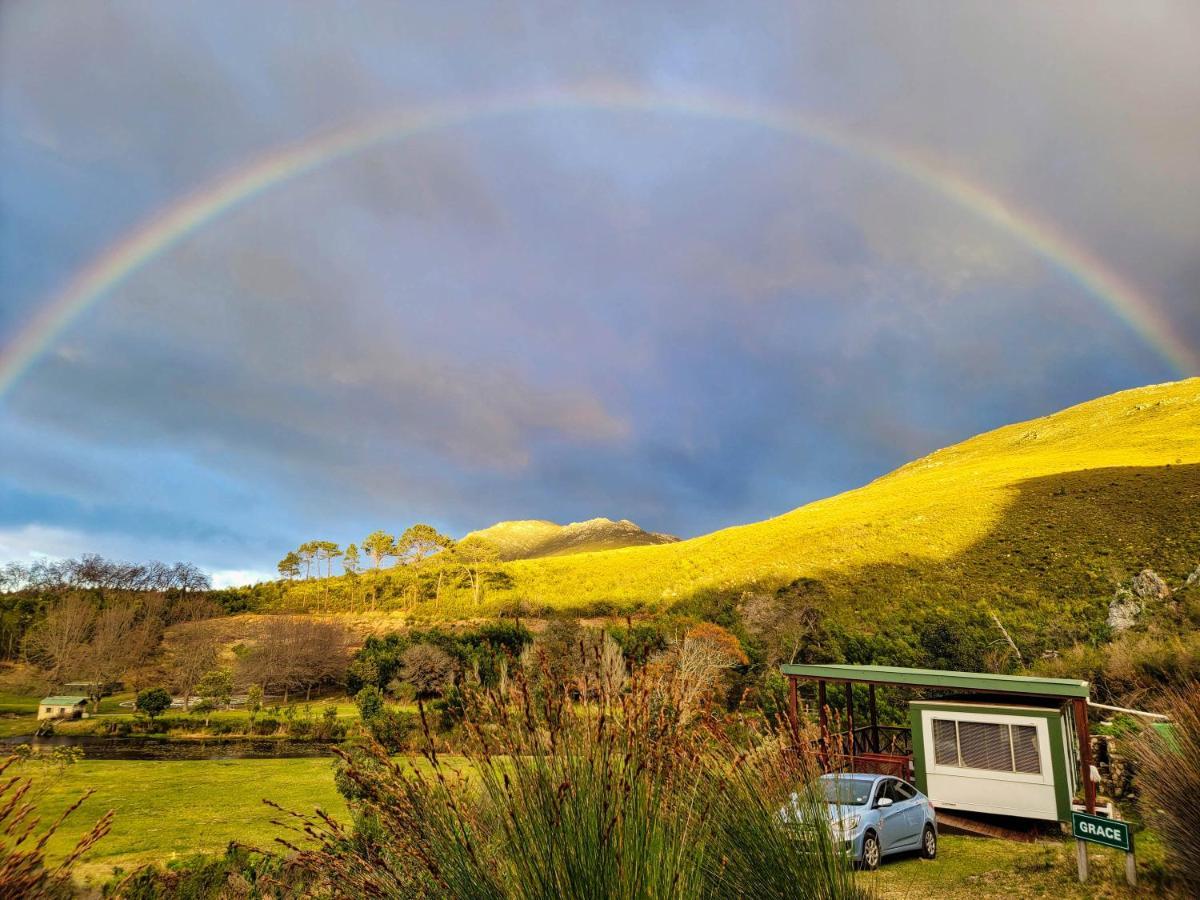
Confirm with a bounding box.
[1133,682,1200,894]
[281,653,864,898]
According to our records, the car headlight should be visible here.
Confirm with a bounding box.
[831,814,861,837]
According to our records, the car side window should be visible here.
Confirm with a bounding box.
[893,780,917,801]
[875,780,896,805]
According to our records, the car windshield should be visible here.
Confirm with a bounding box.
[822,777,874,806]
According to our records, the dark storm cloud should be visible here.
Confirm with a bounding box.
[1,1,1197,576]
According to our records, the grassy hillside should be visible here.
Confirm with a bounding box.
[465,517,679,560]
[497,379,1200,646]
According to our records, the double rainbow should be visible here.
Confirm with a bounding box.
[2,82,1194,399]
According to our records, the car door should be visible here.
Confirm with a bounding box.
[890,779,924,849]
[874,779,911,854]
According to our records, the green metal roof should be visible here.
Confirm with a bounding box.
[780,663,1089,699]
[39,696,88,706]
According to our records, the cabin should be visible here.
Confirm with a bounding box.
[781,663,1097,824]
[37,696,89,721]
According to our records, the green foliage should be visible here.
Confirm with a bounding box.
[245,684,263,721]
[342,543,360,575]
[606,621,671,667]
[194,669,232,707]
[105,845,291,900]
[361,530,396,570]
[354,686,384,721]
[396,523,453,564]
[362,708,419,752]
[203,588,254,614]
[345,623,533,695]
[276,551,301,581]
[135,688,172,719]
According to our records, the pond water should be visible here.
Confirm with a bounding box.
[1,734,339,760]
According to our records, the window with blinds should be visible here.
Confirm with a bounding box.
[933,719,958,765]
[1012,724,1041,773]
[929,718,1043,775]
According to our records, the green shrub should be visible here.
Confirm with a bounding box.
[311,706,346,742]
[354,686,384,721]
[104,844,292,899]
[135,688,172,719]
[362,708,418,752]
[251,717,280,736]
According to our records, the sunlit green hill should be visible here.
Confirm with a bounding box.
[465,517,678,561]
[499,379,1200,645]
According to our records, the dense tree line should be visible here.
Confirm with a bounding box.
[346,621,532,696]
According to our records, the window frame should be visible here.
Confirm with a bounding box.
[923,710,1051,784]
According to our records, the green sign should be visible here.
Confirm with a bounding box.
[1072,812,1132,852]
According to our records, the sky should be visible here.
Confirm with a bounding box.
[1,2,1198,586]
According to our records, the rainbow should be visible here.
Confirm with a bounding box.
[2,82,1195,399]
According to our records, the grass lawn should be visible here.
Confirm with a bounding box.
[0,690,41,715]
[869,832,1168,898]
[20,757,1175,895]
[27,758,350,887]
[0,690,45,737]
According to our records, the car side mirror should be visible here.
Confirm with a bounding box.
[876,797,893,809]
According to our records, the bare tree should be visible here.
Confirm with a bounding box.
[23,594,95,689]
[76,604,141,712]
[293,618,352,699]
[239,617,351,703]
[739,582,830,666]
[168,621,221,710]
[400,644,456,698]
[660,623,747,724]
[598,632,627,695]
[168,594,220,626]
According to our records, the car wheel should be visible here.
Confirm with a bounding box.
[860,832,881,870]
[920,825,937,859]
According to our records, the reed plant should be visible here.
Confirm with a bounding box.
[1133,682,1200,894]
[279,646,865,899]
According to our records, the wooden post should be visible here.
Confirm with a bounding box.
[845,681,854,762]
[818,681,828,768]
[868,684,879,754]
[1075,839,1089,883]
[1125,850,1137,887]
[1073,698,1096,813]
[788,675,799,747]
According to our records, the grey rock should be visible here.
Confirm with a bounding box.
[1107,585,1141,634]
[1132,568,1171,601]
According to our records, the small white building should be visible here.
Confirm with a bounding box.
[910,696,1079,821]
[781,663,1096,824]
[37,696,89,721]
